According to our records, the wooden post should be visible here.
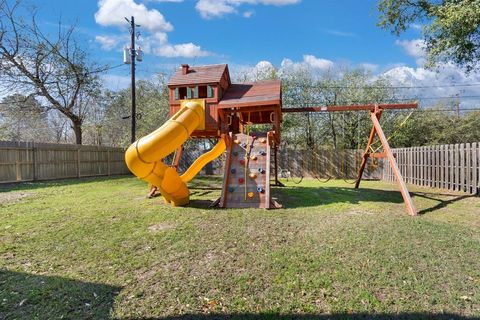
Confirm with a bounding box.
[369,110,417,216]
[15,149,21,181]
[32,143,37,181]
[172,145,184,169]
[273,144,284,187]
[219,134,233,208]
[77,148,81,178]
[107,149,111,176]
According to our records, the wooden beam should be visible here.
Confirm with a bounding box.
[219,134,233,208]
[369,111,417,216]
[282,102,417,113]
[368,152,388,159]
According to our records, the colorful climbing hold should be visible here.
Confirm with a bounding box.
[238,178,245,184]
[250,155,257,161]
[230,168,236,174]
[258,168,265,174]
[247,192,254,198]
[239,159,245,165]
[241,142,247,148]
[257,186,264,193]
[233,151,238,157]
[234,139,240,144]
[259,150,267,156]
[228,186,235,193]
[260,138,266,143]
[249,172,257,179]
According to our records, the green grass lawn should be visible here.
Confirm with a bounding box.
[0,176,479,319]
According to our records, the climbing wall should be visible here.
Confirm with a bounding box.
[220,133,272,208]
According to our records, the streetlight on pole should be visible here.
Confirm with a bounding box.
[124,16,142,143]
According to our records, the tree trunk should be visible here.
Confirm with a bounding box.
[72,120,82,145]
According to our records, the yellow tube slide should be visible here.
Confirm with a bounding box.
[125,101,203,206]
[181,136,226,183]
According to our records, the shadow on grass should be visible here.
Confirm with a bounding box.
[273,186,405,208]
[0,175,130,192]
[0,272,474,319]
[0,270,121,319]
[130,313,475,320]
[412,192,474,215]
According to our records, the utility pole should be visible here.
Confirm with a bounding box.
[130,16,136,143]
[124,16,142,143]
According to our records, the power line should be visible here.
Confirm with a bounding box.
[87,63,125,75]
[295,82,480,90]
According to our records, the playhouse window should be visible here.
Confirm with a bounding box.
[197,86,208,98]
[177,87,187,100]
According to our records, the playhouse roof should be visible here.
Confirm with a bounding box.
[168,64,228,86]
[218,80,282,108]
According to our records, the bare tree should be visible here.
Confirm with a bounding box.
[0,0,105,144]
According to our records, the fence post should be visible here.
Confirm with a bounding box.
[77,147,81,178]
[460,143,465,192]
[107,149,111,176]
[15,148,21,181]
[32,143,37,181]
[473,142,478,195]
[466,143,471,194]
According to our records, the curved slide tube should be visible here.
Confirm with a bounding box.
[125,101,204,206]
[181,136,226,183]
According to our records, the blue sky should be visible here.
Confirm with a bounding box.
[31,0,480,105]
[35,1,418,73]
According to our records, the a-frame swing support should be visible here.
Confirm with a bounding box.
[282,102,418,216]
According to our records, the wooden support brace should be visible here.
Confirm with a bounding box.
[369,110,417,216]
[172,145,184,169]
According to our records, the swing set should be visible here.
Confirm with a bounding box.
[282,103,418,215]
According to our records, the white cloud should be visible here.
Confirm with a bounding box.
[377,62,480,108]
[95,35,128,50]
[95,0,173,33]
[94,0,211,58]
[395,39,427,66]
[195,0,301,19]
[243,10,254,18]
[278,55,334,75]
[303,55,334,70]
[154,43,210,58]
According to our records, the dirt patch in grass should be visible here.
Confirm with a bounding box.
[148,222,176,233]
[0,191,34,205]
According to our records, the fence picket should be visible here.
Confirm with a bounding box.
[474,143,478,195]
[466,143,471,194]
[460,144,465,192]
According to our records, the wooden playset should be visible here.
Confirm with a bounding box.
[125,63,418,215]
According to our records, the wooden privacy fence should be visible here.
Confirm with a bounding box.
[0,141,130,183]
[383,143,480,195]
[278,148,383,180]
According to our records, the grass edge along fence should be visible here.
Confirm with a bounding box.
[0,141,130,183]
[278,148,383,180]
[384,142,480,195]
